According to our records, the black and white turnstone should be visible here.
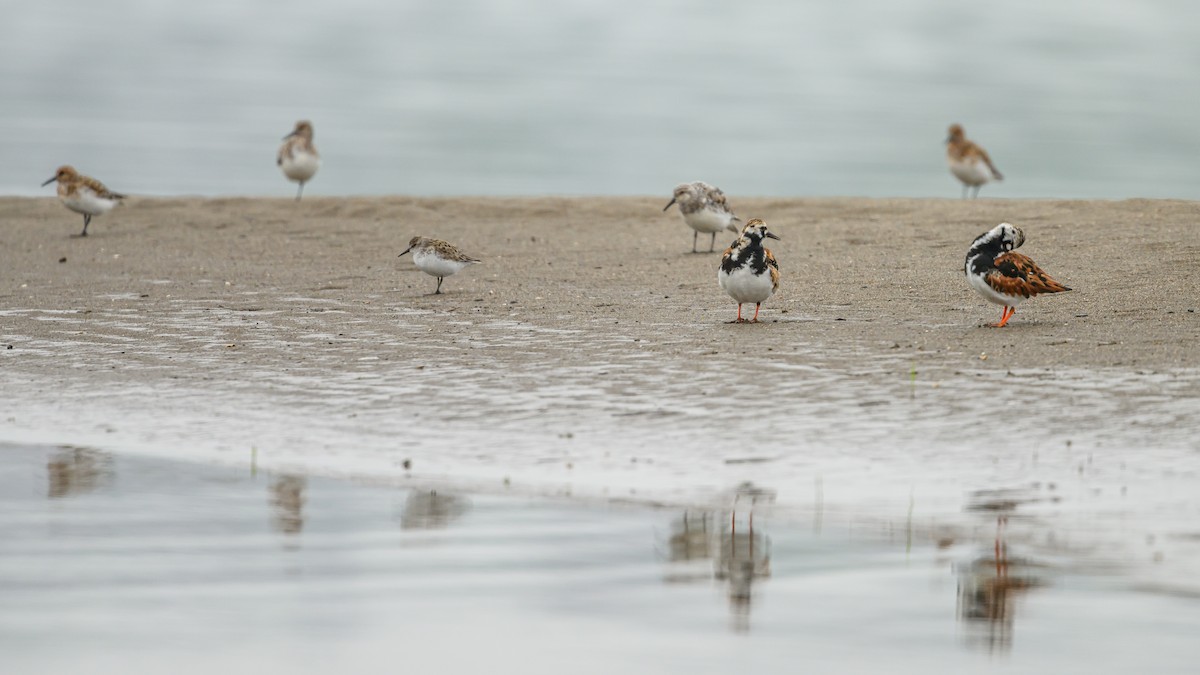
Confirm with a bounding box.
[718,219,780,323]
[965,223,1070,327]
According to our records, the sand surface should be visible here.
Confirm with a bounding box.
[5,196,1199,367]
[2,196,1200,587]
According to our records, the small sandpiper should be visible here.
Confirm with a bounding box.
[718,219,780,323]
[277,120,320,201]
[964,223,1070,327]
[946,124,1003,199]
[41,165,125,237]
[664,181,741,253]
[398,236,481,294]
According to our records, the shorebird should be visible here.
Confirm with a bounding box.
[41,165,125,237]
[277,120,320,201]
[664,181,742,253]
[946,124,1003,198]
[965,223,1070,327]
[398,236,481,294]
[718,219,780,323]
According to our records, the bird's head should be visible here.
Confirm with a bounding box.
[42,165,77,187]
[740,218,780,244]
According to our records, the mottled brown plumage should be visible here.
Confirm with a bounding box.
[985,252,1071,299]
[947,126,1001,173]
[765,248,780,294]
[46,165,124,200]
[947,124,1003,198]
[41,165,125,236]
[404,236,480,263]
[398,236,481,294]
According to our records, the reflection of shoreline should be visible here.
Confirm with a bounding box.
[663,502,772,632]
[47,447,113,499]
[399,490,470,530]
[716,512,772,632]
[956,521,1046,653]
[269,475,307,536]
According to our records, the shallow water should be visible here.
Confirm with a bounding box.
[4,1,1200,198]
[2,444,1198,674]
[4,294,1200,595]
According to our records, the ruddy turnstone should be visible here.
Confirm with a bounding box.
[277,120,320,201]
[946,124,1003,199]
[718,219,780,323]
[965,223,1070,327]
[398,236,481,294]
[41,165,125,237]
[663,181,742,253]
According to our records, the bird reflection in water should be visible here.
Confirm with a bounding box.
[269,475,307,536]
[47,447,113,499]
[662,482,774,632]
[956,517,1045,652]
[399,489,470,530]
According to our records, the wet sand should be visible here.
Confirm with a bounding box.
[2,197,1200,584]
[3,195,1198,369]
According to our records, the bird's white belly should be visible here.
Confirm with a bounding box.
[684,207,736,234]
[281,152,320,182]
[949,158,992,186]
[63,190,117,217]
[967,270,1024,307]
[413,251,468,277]
[719,266,775,304]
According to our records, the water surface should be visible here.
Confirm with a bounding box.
[2,444,1197,674]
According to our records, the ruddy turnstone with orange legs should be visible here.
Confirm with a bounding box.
[41,165,125,237]
[663,181,741,253]
[398,236,481,295]
[965,223,1070,327]
[718,219,780,323]
[277,120,320,201]
[946,124,1003,199]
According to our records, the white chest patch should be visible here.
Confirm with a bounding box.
[281,151,321,182]
[63,189,118,217]
[684,207,736,234]
[949,158,994,186]
[719,265,775,304]
[412,250,470,278]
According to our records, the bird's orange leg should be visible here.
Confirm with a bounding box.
[751,303,762,323]
[989,306,1014,328]
[735,304,744,323]
[988,305,1017,326]
[996,306,1014,327]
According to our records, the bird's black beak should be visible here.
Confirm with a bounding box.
[398,248,412,257]
[765,232,781,241]
[41,176,57,187]
[662,198,676,212]
[944,135,952,144]
[282,132,297,141]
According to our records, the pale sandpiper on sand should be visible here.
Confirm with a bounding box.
[946,124,1003,199]
[41,165,125,237]
[718,219,781,323]
[965,223,1070,327]
[398,237,481,295]
[664,181,742,253]
[278,120,320,201]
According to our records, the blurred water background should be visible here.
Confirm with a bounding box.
[3,0,1199,198]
